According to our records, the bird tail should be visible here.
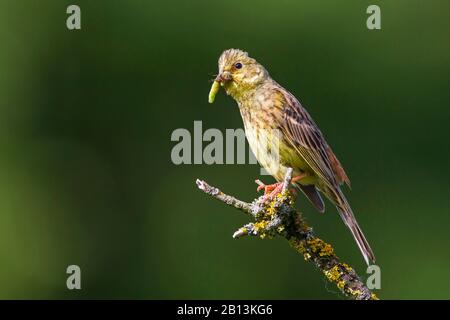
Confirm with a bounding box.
[326,186,375,265]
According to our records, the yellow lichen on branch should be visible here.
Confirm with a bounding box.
[196,169,379,300]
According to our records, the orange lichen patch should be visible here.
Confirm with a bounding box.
[288,235,338,263]
[319,243,333,257]
[305,238,335,257]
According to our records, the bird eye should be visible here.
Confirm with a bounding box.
[234,62,243,69]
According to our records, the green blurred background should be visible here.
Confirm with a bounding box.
[0,0,449,299]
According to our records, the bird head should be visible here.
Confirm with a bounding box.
[209,49,269,103]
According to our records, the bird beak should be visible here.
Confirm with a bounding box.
[215,71,232,84]
[209,72,231,104]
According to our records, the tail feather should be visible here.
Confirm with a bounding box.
[297,184,325,213]
[328,187,375,265]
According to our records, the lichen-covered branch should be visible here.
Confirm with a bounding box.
[196,169,378,300]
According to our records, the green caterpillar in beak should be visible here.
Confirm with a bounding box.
[208,80,221,104]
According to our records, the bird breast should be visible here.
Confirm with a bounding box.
[238,89,312,183]
[239,97,288,180]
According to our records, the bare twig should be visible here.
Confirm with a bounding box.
[196,179,253,215]
[196,169,378,300]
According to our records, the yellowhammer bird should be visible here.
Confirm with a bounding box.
[209,49,375,265]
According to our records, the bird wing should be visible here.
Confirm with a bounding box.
[276,90,374,264]
[277,89,350,189]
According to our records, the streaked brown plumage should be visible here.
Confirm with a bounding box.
[210,49,375,265]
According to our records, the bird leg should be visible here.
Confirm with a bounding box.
[255,179,280,194]
[256,174,305,193]
[291,174,306,184]
[255,174,305,201]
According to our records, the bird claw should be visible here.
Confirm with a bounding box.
[255,176,302,202]
[255,180,284,203]
[255,179,282,195]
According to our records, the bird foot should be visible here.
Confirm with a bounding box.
[291,174,306,184]
[255,175,303,202]
[255,180,282,194]
[255,180,283,202]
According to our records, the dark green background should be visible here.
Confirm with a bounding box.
[0,0,449,299]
